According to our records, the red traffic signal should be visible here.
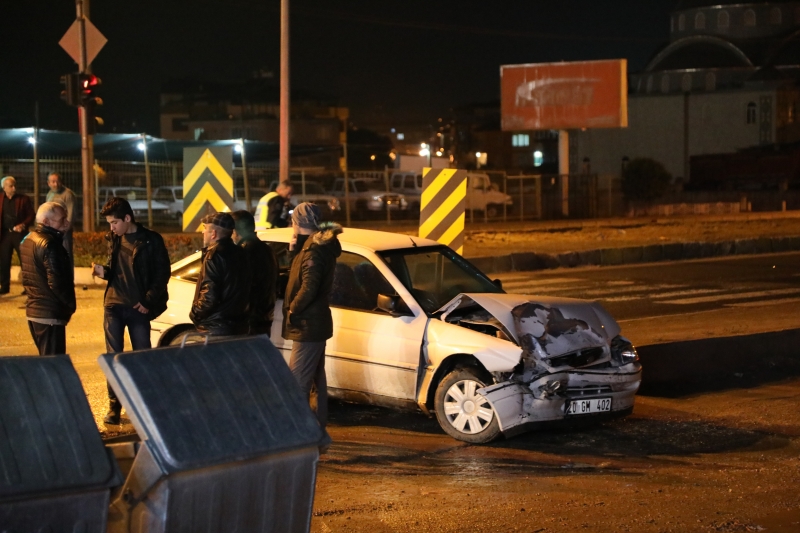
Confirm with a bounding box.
[79,74,102,106]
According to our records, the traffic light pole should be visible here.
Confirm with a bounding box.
[76,0,94,231]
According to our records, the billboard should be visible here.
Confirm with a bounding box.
[501,59,628,131]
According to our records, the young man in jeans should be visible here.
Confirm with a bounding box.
[92,197,171,424]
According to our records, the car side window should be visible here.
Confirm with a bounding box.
[331,252,395,312]
[403,175,415,189]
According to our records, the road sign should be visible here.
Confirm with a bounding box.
[59,19,107,66]
[182,147,235,232]
[419,168,467,254]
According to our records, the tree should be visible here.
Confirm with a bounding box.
[621,157,672,204]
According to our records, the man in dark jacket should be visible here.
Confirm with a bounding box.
[92,197,171,424]
[190,212,250,336]
[0,176,35,295]
[282,203,342,445]
[231,210,277,335]
[20,202,76,355]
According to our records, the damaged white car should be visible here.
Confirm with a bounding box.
[151,228,642,443]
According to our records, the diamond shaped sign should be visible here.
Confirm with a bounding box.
[59,19,107,66]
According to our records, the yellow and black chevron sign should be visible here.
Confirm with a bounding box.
[419,168,467,254]
[182,147,234,232]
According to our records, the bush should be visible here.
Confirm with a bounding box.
[621,158,672,204]
[73,231,203,267]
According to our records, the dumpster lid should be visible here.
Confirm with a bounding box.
[98,336,323,473]
[0,356,120,501]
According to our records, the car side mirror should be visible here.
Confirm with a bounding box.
[377,294,413,317]
[493,278,503,291]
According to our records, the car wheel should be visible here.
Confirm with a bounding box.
[165,327,200,347]
[486,204,500,218]
[434,367,500,443]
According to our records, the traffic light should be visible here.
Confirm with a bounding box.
[79,74,103,133]
[60,73,80,106]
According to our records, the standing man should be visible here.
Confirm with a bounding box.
[45,172,76,261]
[231,210,277,335]
[283,203,342,447]
[190,212,250,337]
[0,176,35,295]
[20,202,76,355]
[255,180,293,230]
[92,197,171,424]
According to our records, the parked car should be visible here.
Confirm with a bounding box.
[150,228,641,443]
[330,178,407,216]
[391,171,513,217]
[153,185,184,225]
[98,187,171,222]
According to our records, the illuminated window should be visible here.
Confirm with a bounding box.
[746,102,757,124]
[718,10,729,28]
[396,133,404,140]
[695,12,706,29]
[512,134,530,147]
[533,150,543,167]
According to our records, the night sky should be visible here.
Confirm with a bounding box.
[3,1,680,135]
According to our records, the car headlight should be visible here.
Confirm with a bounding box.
[329,198,340,210]
[610,335,639,365]
[372,195,383,202]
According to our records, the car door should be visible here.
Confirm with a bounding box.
[326,250,427,401]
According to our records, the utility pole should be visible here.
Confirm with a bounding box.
[76,0,94,231]
[279,0,290,184]
[142,134,153,228]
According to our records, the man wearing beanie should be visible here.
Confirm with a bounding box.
[283,202,342,449]
[190,212,251,336]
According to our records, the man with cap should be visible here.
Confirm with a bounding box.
[190,212,251,337]
[93,196,171,424]
[231,210,277,335]
[0,176,35,295]
[283,202,342,447]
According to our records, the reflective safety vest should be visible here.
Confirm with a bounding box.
[254,191,280,230]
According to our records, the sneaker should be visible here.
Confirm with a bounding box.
[103,409,121,425]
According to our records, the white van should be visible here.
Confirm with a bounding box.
[391,171,512,217]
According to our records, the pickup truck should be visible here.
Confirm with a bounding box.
[390,171,512,217]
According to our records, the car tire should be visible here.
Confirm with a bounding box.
[434,366,501,443]
[486,204,500,218]
[164,327,200,347]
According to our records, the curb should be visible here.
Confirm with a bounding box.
[468,235,800,275]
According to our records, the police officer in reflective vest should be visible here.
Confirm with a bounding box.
[255,181,293,230]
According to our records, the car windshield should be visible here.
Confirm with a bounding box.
[173,188,183,200]
[114,189,144,201]
[295,183,324,195]
[378,245,502,314]
[365,181,386,192]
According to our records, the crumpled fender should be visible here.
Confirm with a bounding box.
[425,318,521,372]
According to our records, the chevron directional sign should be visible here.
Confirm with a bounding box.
[182,147,235,232]
[419,168,467,254]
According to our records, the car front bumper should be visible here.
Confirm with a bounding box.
[479,363,642,435]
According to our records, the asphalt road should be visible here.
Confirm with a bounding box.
[2,253,799,532]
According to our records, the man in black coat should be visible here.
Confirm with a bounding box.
[283,203,342,447]
[0,176,35,295]
[190,212,251,336]
[92,197,171,424]
[20,202,76,355]
[231,210,277,335]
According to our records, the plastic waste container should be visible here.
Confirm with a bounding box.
[99,335,325,533]
[0,355,122,532]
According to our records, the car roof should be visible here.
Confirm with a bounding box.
[259,227,441,252]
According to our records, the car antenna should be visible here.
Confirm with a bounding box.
[409,237,417,247]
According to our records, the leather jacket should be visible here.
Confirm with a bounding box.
[239,235,277,334]
[190,237,251,335]
[98,225,171,320]
[282,223,343,342]
[20,224,76,321]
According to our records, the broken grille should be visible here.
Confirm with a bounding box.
[548,347,604,368]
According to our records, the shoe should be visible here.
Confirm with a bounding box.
[104,407,121,425]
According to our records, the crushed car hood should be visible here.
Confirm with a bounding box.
[437,293,621,359]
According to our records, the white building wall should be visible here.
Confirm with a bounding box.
[574,89,774,182]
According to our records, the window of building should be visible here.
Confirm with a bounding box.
[746,102,757,124]
[744,9,756,27]
[682,73,693,93]
[396,133,405,140]
[533,150,543,167]
[718,10,730,29]
[661,75,670,94]
[695,12,706,30]
[512,133,530,147]
[705,72,716,91]
[678,14,686,31]
[770,7,782,25]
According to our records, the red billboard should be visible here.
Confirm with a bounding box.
[500,59,628,131]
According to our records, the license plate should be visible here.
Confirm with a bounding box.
[565,397,612,415]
